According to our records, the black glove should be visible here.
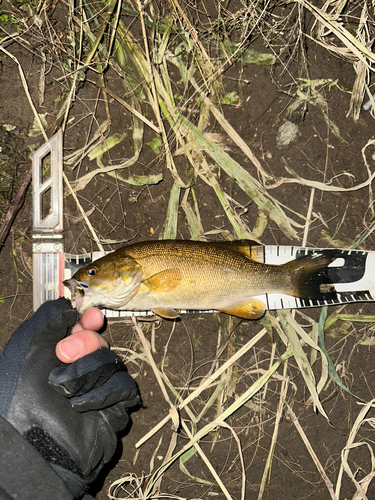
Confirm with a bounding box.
[0,298,140,500]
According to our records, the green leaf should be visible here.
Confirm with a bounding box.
[88,132,127,160]
[222,41,275,65]
[179,447,212,485]
[160,182,180,239]
[221,91,239,105]
[122,173,163,186]
[3,124,16,132]
[278,310,329,419]
[28,114,48,137]
[146,136,162,156]
[318,307,366,403]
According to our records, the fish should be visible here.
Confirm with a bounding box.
[63,240,338,320]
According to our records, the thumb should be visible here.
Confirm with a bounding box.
[56,330,109,363]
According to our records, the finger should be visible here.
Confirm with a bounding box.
[56,330,109,363]
[72,308,104,334]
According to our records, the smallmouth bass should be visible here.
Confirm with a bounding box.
[63,240,337,320]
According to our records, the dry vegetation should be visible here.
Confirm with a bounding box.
[2,0,375,498]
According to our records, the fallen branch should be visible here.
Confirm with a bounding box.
[0,170,32,250]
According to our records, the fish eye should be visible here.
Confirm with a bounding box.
[86,267,98,277]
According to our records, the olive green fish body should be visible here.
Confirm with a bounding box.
[63,240,337,320]
[122,241,292,310]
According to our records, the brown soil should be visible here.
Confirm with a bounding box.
[1,1,375,499]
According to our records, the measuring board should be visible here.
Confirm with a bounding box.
[32,132,375,317]
[61,247,375,318]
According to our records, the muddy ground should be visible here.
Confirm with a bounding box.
[1,1,375,499]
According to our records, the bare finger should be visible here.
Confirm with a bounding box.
[72,307,105,334]
[56,330,109,363]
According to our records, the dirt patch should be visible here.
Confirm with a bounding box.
[1,1,375,499]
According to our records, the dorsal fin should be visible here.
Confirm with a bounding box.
[209,240,264,263]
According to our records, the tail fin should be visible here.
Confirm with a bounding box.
[283,251,339,300]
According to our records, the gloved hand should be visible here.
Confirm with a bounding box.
[0,298,140,500]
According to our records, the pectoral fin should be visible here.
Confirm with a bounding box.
[218,298,266,320]
[152,307,180,319]
[146,269,181,293]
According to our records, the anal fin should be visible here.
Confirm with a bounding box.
[218,298,266,320]
[152,307,180,320]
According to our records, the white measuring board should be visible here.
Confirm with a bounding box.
[32,132,375,316]
[61,246,375,317]
[253,246,375,311]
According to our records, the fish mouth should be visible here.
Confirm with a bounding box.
[63,264,144,313]
[63,278,88,311]
[63,278,86,297]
